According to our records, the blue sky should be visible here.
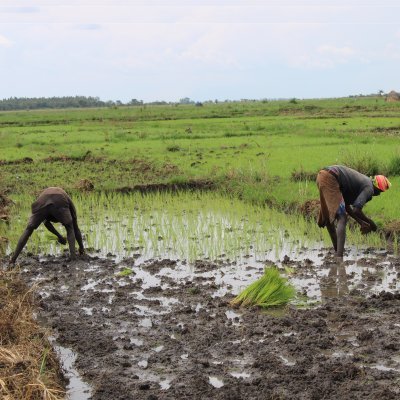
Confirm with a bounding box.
[0,1,399,102]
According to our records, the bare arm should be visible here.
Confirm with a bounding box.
[44,220,66,244]
[346,205,377,231]
[10,226,34,264]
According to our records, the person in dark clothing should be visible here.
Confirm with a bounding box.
[10,187,85,264]
[316,165,391,258]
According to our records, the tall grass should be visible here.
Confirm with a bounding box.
[339,148,381,176]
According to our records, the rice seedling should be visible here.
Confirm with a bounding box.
[230,266,296,308]
[116,268,134,277]
[1,191,388,262]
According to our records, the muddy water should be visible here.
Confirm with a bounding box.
[4,194,400,398]
[15,246,400,400]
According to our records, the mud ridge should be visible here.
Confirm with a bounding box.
[115,179,215,194]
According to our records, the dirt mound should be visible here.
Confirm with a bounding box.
[299,199,320,221]
[75,179,95,192]
[0,157,33,166]
[43,151,104,163]
[383,219,400,238]
[116,179,215,194]
[291,169,317,182]
[0,192,13,221]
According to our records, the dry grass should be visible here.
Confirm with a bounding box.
[0,269,66,400]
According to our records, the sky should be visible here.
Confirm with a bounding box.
[0,0,399,102]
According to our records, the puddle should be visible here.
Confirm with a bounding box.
[230,371,251,379]
[81,307,93,316]
[54,343,92,400]
[159,379,171,390]
[369,364,400,372]
[139,318,153,328]
[130,338,144,346]
[209,376,224,388]
[81,280,97,291]
[279,355,296,366]
[225,310,242,325]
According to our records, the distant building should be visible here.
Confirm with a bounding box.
[386,90,400,102]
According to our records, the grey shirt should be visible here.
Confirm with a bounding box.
[326,165,374,209]
[31,187,77,219]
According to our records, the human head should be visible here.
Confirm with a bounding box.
[372,175,391,192]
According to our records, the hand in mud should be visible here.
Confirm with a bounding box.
[58,236,67,245]
[360,223,372,235]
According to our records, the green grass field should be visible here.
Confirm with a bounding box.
[1,97,400,228]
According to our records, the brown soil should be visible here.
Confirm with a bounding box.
[0,192,12,222]
[11,252,400,400]
[115,179,215,194]
[75,179,95,192]
[383,220,400,239]
[0,157,34,165]
[299,199,320,222]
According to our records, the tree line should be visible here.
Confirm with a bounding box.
[0,96,118,110]
[0,96,206,111]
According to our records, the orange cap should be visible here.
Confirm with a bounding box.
[373,175,391,191]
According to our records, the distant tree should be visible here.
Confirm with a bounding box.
[128,99,143,106]
[179,97,193,104]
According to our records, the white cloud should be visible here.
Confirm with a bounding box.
[0,34,12,47]
[318,45,354,57]
[1,1,400,100]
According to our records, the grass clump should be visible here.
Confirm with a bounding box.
[116,268,134,277]
[230,266,296,308]
[387,155,400,176]
[340,149,381,176]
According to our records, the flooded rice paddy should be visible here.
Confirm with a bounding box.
[3,192,400,399]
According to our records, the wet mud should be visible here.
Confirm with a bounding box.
[15,251,400,400]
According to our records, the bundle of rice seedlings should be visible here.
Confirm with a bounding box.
[230,266,296,308]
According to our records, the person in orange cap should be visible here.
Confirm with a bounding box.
[316,165,390,258]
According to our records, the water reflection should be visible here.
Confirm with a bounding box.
[320,261,349,299]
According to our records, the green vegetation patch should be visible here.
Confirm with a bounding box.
[230,266,296,308]
[116,268,134,277]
